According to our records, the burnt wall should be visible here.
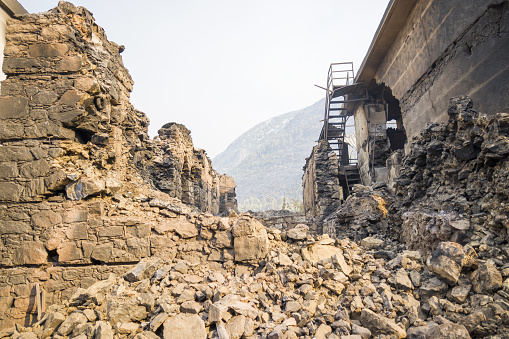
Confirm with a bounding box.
[373,0,509,151]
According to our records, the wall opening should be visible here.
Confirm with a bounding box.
[367,81,407,153]
[75,129,94,144]
[382,84,406,152]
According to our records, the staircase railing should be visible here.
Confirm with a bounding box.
[323,62,355,141]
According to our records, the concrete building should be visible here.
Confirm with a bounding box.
[303,0,509,222]
[0,0,26,82]
[349,0,509,185]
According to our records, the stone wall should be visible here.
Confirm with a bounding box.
[251,210,306,232]
[0,2,236,328]
[302,140,342,232]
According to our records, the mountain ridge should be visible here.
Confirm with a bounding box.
[213,98,325,211]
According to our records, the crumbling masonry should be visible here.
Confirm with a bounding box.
[0,2,236,327]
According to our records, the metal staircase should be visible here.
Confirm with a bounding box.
[318,62,365,163]
[317,62,366,197]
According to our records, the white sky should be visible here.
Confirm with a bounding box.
[20,0,390,158]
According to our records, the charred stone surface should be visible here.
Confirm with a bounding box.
[392,96,509,254]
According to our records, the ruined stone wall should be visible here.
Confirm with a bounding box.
[218,174,237,213]
[0,2,236,327]
[251,210,306,232]
[372,0,509,150]
[302,140,342,232]
[136,122,237,215]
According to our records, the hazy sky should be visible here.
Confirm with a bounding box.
[20,0,390,158]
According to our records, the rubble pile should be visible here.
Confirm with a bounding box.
[7,216,509,338]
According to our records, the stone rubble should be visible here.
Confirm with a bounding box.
[1,0,509,338]
[6,214,509,338]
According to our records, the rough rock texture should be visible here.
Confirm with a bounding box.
[3,2,509,338]
[12,214,509,338]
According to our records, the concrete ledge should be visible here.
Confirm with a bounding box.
[356,0,418,85]
[0,0,27,17]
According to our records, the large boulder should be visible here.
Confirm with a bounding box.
[163,313,206,339]
[470,262,503,293]
[360,308,406,339]
[287,224,309,240]
[427,242,465,285]
[407,318,470,338]
[232,215,268,262]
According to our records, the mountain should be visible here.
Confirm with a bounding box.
[213,98,325,211]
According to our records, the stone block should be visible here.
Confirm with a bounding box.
[0,182,22,202]
[24,178,47,198]
[57,242,82,263]
[74,77,99,93]
[98,226,123,238]
[124,257,163,282]
[214,231,233,248]
[49,109,84,126]
[0,146,33,162]
[136,223,151,237]
[32,210,62,228]
[57,55,82,72]
[58,89,82,106]
[0,220,31,235]
[360,309,406,339]
[427,242,465,285]
[0,96,28,119]
[12,242,47,265]
[2,57,44,74]
[232,216,268,262]
[470,262,503,293]
[126,237,150,258]
[91,243,113,262]
[63,209,88,223]
[163,313,206,339]
[45,170,68,191]
[0,162,18,178]
[33,90,58,105]
[20,159,50,178]
[174,219,198,239]
[0,122,24,140]
[67,223,88,240]
[28,43,69,57]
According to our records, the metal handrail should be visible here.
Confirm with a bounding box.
[323,62,355,142]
